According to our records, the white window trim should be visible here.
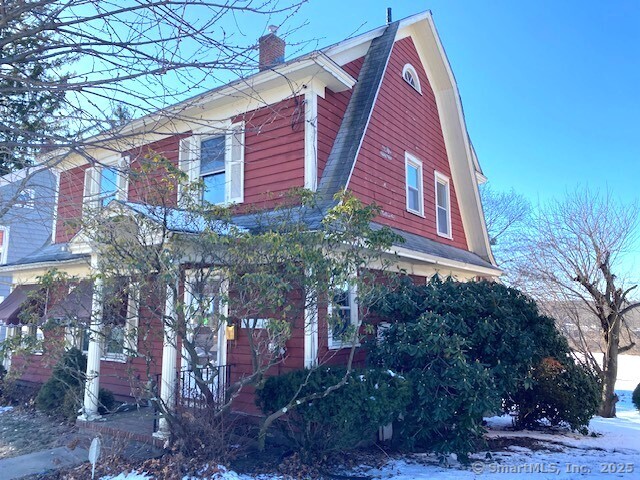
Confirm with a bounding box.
[101,282,139,362]
[182,269,227,368]
[21,325,44,355]
[402,64,422,94]
[435,171,453,239]
[0,225,9,265]
[405,153,424,217]
[327,282,359,350]
[83,157,128,213]
[15,188,35,208]
[178,121,245,207]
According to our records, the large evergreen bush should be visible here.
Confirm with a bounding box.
[368,277,601,453]
[256,367,410,458]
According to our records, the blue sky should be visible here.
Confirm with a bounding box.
[282,0,640,278]
[289,0,640,203]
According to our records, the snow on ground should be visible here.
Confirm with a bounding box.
[102,395,640,480]
[102,357,640,480]
[0,406,12,414]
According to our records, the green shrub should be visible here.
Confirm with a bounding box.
[256,367,410,458]
[372,277,570,397]
[508,357,600,431]
[368,312,497,459]
[368,277,600,451]
[633,383,640,412]
[36,348,87,417]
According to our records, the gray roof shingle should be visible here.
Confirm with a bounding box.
[316,21,399,205]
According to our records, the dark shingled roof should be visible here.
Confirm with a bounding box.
[316,21,399,206]
[3,242,89,267]
[2,18,497,274]
[376,224,496,270]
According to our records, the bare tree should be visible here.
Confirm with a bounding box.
[480,184,530,283]
[518,188,639,417]
[0,0,307,216]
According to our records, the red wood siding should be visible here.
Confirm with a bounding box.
[347,37,468,250]
[55,165,89,243]
[317,58,364,178]
[227,286,306,415]
[127,134,185,207]
[234,97,306,208]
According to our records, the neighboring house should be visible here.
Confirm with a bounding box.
[0,167,56,356]
[0,11,500,434]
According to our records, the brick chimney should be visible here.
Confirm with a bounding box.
[259,26,285,71]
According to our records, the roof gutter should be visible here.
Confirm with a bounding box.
[0,257,90,274]
[391,245,502,277]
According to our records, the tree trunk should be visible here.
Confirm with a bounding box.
[599,324,619,418]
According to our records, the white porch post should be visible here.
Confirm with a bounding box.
[79,255,103,421]
[154,282,178,439]
[3,326,17,370]
[303,284,318,368]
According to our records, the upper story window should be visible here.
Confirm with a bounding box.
[0,226,9,264]
[435,172,452,238]
[405,153,424,216]
[402,64,421,94]
[15,189,35,208]
[328,280,358,350]
[179,122,245,207]
[83,158,128,212]
[200,136,226,205]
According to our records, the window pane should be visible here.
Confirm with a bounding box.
[406,164,419,189]
[101,168,118,206]
[106,325,124,354]
[437,181,449,209]
[200,137,226,175]
[438,206,449,235]
[203,172,226,204]
[331,283,352,341]
[81,327,90,352]
[408,186,420,212]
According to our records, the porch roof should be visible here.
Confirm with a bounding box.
[118,201,497,272]
[0,284,41,326]
[1,242,89,268]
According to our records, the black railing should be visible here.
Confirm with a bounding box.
[153,364,232,432]
[177,364,231,409]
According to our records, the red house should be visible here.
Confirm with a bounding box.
[0,11,499,437]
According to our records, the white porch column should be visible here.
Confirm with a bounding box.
[3,326,17,371]
[303,286,318,368]
[79,256,103,422]
[154,282,178,439]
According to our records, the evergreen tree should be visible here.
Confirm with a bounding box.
[0,1,68,173]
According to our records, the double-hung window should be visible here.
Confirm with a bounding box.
[200,136,226,205]
[83,157,128,212]
[328,281,358,349]
[405,153,424,216]
[101,279,139,360]
[179,122,245,206]
[435,172,452,238]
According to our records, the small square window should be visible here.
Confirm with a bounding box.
[15,189,35,208]
[405,153,424,216]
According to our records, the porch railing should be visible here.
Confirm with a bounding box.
[152,364,232,432]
